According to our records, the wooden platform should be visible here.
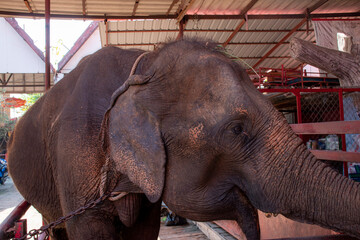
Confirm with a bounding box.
[158,221,209,240]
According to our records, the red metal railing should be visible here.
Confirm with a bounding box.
[217,130,360,238]
[249,66,338,88]
[0,201,31,239]
[216,88,360,239]
[290,121,360,163]
[259,88,360,177]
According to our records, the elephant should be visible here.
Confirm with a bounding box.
[7,39,360,240]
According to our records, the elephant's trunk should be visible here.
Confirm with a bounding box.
[256,118,360,236]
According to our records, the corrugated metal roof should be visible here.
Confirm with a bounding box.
[1,0,359,70]
[313,0,360,13]
[98,17,317,69]
[1,0,359,17]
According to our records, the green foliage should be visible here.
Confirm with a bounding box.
[0,112,15,140]
[0,92,42,152]
[19,93,43,112]
[0,92,16,151]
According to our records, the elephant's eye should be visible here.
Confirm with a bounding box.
[232,125,243,135]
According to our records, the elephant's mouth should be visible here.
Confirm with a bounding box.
[163,186,253,223]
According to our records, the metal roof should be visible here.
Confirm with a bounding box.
[1,0,359,18]
[98,17,316,69]
[1,0,359,70]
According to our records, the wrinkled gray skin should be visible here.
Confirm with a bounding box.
[8,40,360,240]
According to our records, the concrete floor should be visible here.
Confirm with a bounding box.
[0,178,43,234]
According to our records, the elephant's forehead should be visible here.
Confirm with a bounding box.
[192,92,249,123]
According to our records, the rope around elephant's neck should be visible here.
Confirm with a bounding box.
[100,51,149,202]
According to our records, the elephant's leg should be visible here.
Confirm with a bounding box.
[122,198,161,240]
[64,210,120,240]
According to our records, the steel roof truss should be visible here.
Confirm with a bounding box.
[222,0,259,48]
[252,0,330,68]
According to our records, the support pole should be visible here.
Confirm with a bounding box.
[45,0,50,91]
[295,92,303,140]
[105,19,109,46]
[339,90,348,177]
[176,18,185,40]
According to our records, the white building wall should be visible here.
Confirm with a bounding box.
[61,28,101,74]
[303,64,336,78]
[0,18,45,73]
[303,65,320,77]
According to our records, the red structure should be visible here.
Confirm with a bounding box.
[1,98,26,108]
[249,65,340,88]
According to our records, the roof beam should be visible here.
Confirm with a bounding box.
[1,11,359,20]
[23,0,33,13]
[307,0,329,13]
[176,0,186,14]
[107,29,312,33]
[222,20,245,47]
[252,0,328,68]
[176,18,187,40]
[227,41,294,45]
[0,74,13,86]
[185,12,360,19]
[177,0,196,23]
[132,0,140,16]
[108,42,301,47]
[252,18,307,68]
[239,0,259,15]
[82,0,86,16]
[166,0,179,16]
[240,56,291,59]
[222,0,259,47]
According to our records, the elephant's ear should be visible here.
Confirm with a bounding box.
[100,74,165,203]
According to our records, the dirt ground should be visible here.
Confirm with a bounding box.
[0,177,43,233]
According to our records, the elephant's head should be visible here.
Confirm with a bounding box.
[100,40,360,239]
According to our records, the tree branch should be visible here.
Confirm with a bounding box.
[290,37,360,87]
